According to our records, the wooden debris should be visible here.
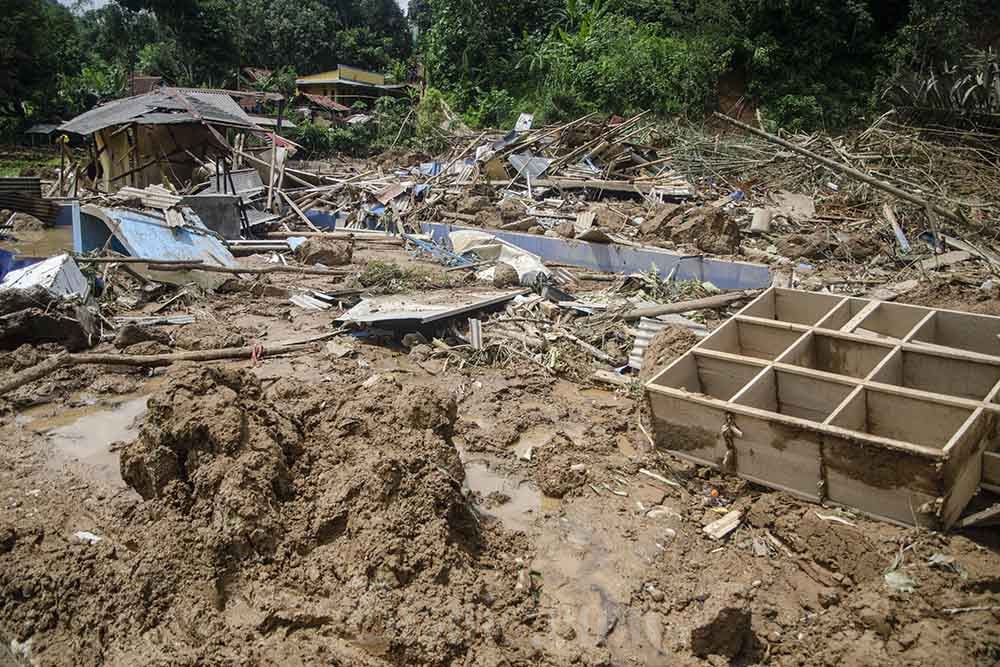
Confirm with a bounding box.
[702,510,742,541]
[622,291,758,321]
[918,250,973,272]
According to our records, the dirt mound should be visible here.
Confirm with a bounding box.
[671,207,741,255]
[901,279,1000,316]
[114,323,171,349]
[120,366,301,558]
[639,325,700,383]
[295,237,353,266]
[0,286,97,352]
[534,432,588,497]
[172,321,247,351]
[1,368,539,665]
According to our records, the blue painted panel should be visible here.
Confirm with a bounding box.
[421,222,772,290]
[76,208,237,267]
[52,201,80,228]
[305,210,337,230]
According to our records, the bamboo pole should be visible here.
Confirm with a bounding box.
[74,257,352,276]
[622,291,759,322]
[713,112,966,227]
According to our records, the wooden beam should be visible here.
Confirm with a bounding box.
[622,291,759,321]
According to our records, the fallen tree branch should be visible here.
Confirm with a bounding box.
[622,291,759,321]
[713,112,967,227]
[0,342,316,396]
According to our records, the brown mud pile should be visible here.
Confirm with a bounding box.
[0,367,540,665]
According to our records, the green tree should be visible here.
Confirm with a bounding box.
[0,0,82,119]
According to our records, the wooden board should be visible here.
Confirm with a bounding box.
[645,286,1000,529]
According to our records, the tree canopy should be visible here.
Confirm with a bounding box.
[0,0,996,133]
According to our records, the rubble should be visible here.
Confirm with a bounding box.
[1,94,1000,667]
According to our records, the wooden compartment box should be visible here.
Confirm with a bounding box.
[645,287,1000,528]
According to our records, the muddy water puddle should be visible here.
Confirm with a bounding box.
[0,226,73,259]
[19,388,157,485]
[460,450,545,533]
[531,507,672,662]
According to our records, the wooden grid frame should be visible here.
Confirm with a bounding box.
[645,287,1000,528]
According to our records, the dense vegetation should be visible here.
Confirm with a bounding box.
[417,0,1000,130]
[1,0,997,142]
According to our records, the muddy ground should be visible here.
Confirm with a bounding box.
[0,242,999,666]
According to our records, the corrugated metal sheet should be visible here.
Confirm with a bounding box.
[78,204,237,289]
[0,192,61,224]
[59,89,259,136]
[0,177,41,196]
[628,316,709,371]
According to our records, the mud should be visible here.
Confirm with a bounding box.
[639,325,701,383]
[172,321,248,351]
[0,275,999,666]
[295,237,353,266]
[670,207,741,255]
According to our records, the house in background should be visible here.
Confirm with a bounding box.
[292,92,352,125]
[295,65,408,107]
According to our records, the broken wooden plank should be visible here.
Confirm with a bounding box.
[703,510,742,540]
[280,190,321,232]
[957,503,1000,529]
[592,369,630,387]
[919,250,973,272]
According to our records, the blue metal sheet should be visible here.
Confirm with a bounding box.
[76,206,237,268]
[421,222,771,290]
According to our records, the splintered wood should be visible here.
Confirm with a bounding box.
[645,287,1000,529]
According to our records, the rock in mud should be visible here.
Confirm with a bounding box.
[554,221,575,238]
[774,232,833,259]
[476,208,502,228]
[498,198,523,223]
[639,203,683,236]
[671,207,741,255]
[689,585,753,658]
[172,321,246,351]
[114,323,171,349]
[0,286,97,352]
[533,433,587,498]
[0,525,15,553]
[492,262,520,288]
[295,237,353,266]
[459,195,491,213]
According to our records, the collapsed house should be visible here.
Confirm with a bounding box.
[57,88,266,193]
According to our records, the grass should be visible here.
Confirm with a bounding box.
[0,146,61,177]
